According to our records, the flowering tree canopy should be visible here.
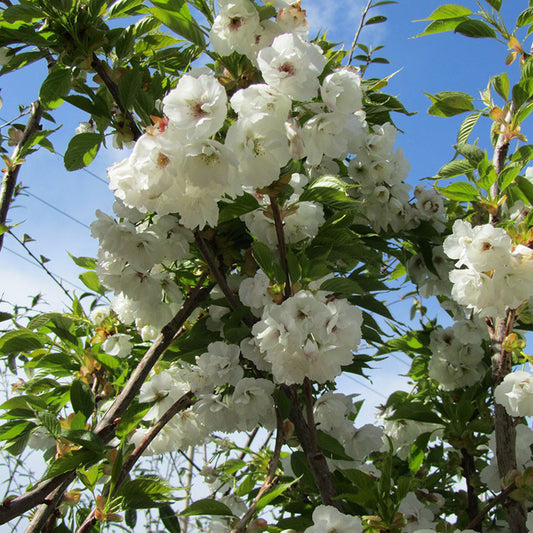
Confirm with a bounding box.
[2,0,533,532]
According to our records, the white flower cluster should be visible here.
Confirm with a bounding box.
[494,370,533,417]
[303,505,363,533]
[428,320,487,391]
[251,290,363,384]
[444,220,533,317]
[130,341,276,454]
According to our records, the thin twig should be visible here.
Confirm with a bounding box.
[0,110,30,130]
[8,231,74,302]
[268,196,291,300]
[347,0,373,65]
[230,410,284,533]
[237,427,260,462]
[467,482,517,530]
[0,99,42,253]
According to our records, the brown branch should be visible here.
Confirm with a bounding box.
[467,481,517,530]
[461,448,481,531]
[269,196,291,300]
[23,479,71,533]
[0,99,42,253]
[3,275,211,527]
[347,0,373,65]
[90,54,142,142]
[281,384,341,510]
[76,392,196,533]
[230,410,284,533]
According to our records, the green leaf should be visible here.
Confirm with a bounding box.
[454,143,484,164]
[517,7,533,27]
[251,242,283,283]
[150,5,206,47]
[484,0,502,9]
[70,380,94,419]
[455,19,496,38]
[160,505,181,533]
[218,193,260,223]
[389,403,444,425]
[491,72,510,101]
[0,312,13,323]
[514,101,533,127]
[437,158,476,178]
[499,165,521,191]
[0,420,36,441]
[365,15,387,25]
[415,18,468,37]
[0,329,44,354]
[256,479,298,511]
[316,431,353,461]
[78,271,107,295]
[437,181,479,202]
[43,449,99,480]
[420,4,473,20]
[3,4,44,23]
[69,254,97,270]
[36,410,61,438]
[516,176,533,205]
[457,111,481,145]
[180,499,234,517]
[511,145,533,165]
[427,91,474,117]
[39,66,72,109]
[118,68,142,110]
[320,277,363,296]
[62,430,105,453]
[64,133,103,171]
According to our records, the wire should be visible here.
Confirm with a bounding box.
[25,192,91,229]
[3,245,87,293]
[342,373,390,401]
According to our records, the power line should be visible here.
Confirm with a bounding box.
[342,373,390,401]
[3,245,87,293]
[26,192,91,229]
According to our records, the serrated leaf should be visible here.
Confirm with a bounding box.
[256,479,298,511]
[118,68,142,110]
[457,111,481,145]
[43,449,99,480]
[415,18,467,37]
[437,158,476,178]
[514,101,533,128]
[36,410,61,438]
[320,277,363,296]
[437,181,479,202]
[419,4,472,20]
[64,133,102,171]
[427,91,474,117]
[517,7,533,27]
[388,403,444,425]
[180,499,234,517]
[70,380,94,419]
[39,66,72,109]
[0,329,44,354]
[491,72,510,101]
[517,176,533,205]
[511,145,533,164]
[62,430,105,453]
[150,5,205,47]
[455,19,496,38]
[218,193,260,223]
[79,271,107,295]
[0,420,36,441]
[454,143,484,164]
[499,165,521,191]
[69,254,97,270]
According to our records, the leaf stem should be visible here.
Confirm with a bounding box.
[347,0,373,66]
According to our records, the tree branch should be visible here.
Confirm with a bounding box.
[76,392,196,533]
[230,410,284,533]
[90,54,142,142]
[3,275,211,527]
[461,448,481,531]
[0,99,42,253]
[467,481,517,530]
[269,196,291,300]
[281,384,341,510]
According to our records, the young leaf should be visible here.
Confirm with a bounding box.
[64,133,103,171]
[491,72,510,101]
[78,271,107,295]
[517,7,533,27]
[437,158,476,178]
[437,181,479,202]
[454,20,496,38]
[39,66,72,109]
[427,91,474,117]
[484,0,502,9]
[419,4,472,20]
[457,111,481,145]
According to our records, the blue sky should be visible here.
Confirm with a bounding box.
[0,0,530,419]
